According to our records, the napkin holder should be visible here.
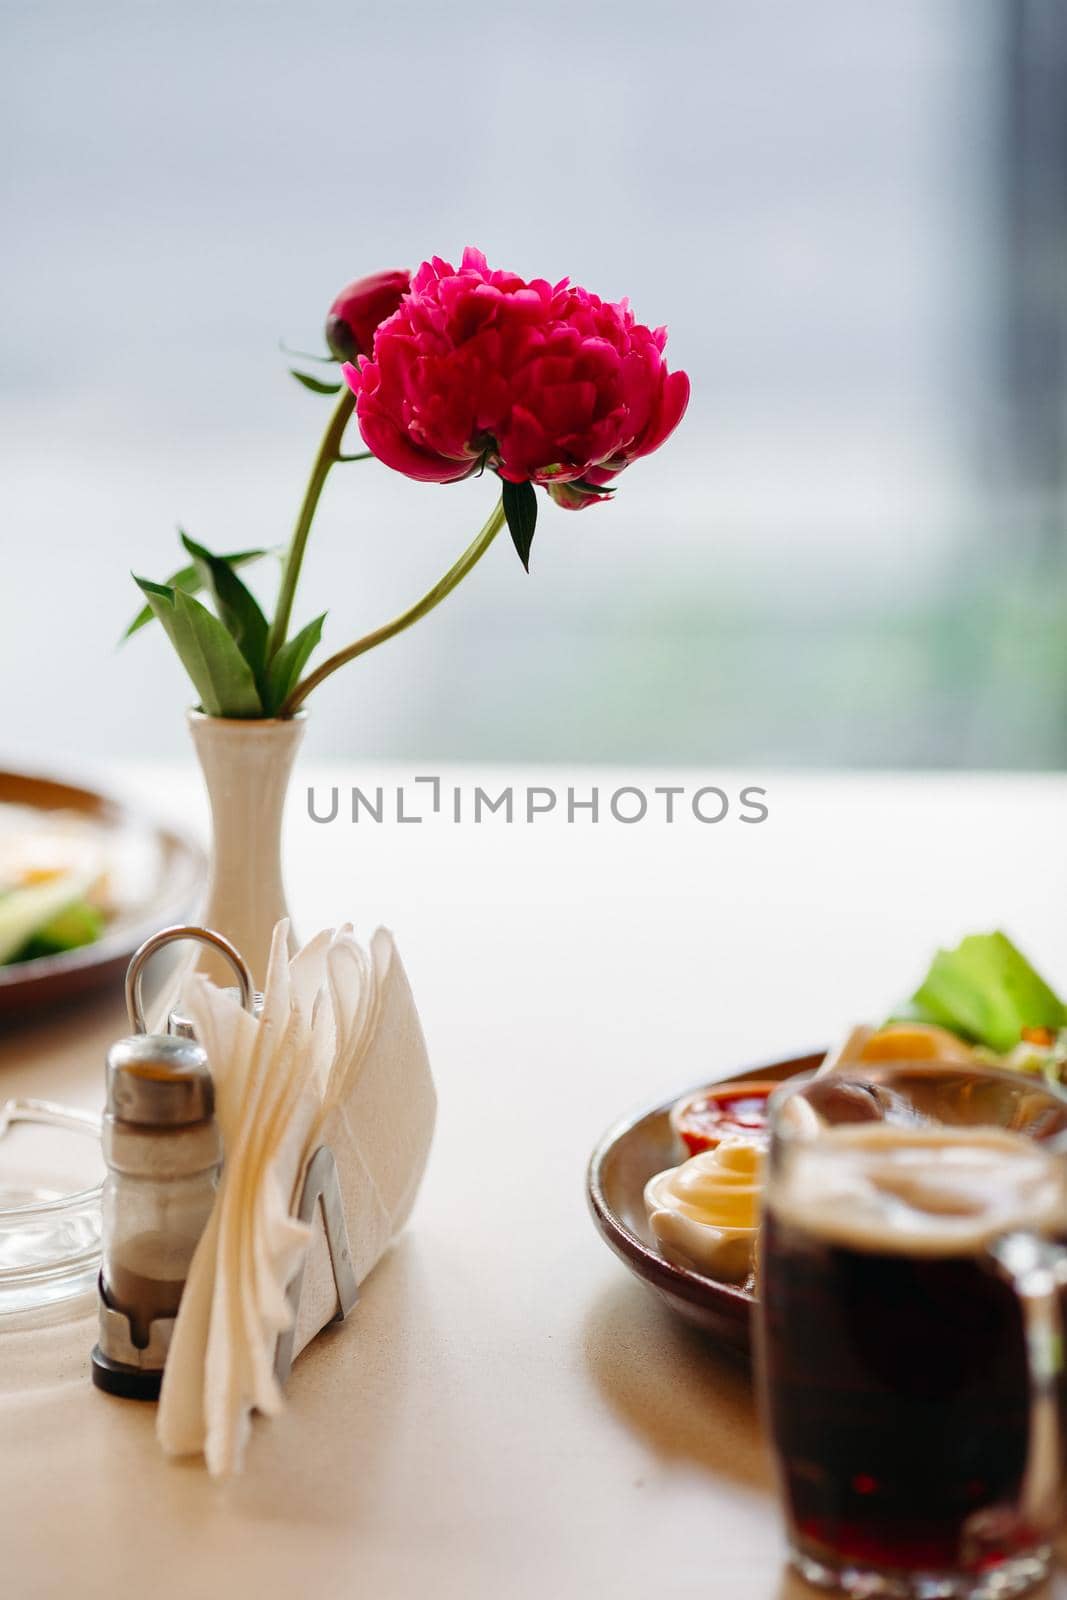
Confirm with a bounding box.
[135,919,436,1471]
[274,1145,359,1385]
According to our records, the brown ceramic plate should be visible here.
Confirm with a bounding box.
[0,770,205,1017]
[586,1052,825,1356]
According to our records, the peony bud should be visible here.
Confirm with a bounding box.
[325,269,411,362]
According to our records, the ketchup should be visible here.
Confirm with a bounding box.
[670,1080,775,1157]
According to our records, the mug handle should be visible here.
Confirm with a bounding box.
[990,1231,1067,1533]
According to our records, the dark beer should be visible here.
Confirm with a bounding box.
[759,1124,1064,1579]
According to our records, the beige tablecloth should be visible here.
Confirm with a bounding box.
[3,765,1067,1599]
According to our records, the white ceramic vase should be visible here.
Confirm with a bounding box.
[187,710,306,988]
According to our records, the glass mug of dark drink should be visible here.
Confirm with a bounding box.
[757,1061,1067,1600]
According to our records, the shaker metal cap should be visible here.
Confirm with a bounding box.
[105,1034,215,1127]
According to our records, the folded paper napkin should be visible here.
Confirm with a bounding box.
[157,920,435,1476]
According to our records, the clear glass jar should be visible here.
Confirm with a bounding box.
[0,1099,103,1322]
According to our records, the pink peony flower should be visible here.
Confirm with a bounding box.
[325,269,412,363]
[341,248,689,510]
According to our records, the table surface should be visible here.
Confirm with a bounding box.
[4,762,1067,1600]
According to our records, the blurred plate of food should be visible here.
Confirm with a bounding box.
[0,770,204,1017]
[587,930,1067,1356]
[586,1054,821,1356]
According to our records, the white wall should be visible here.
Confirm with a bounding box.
[0,0,1002,766]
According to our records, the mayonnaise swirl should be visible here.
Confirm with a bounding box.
[644,1135,763,1282]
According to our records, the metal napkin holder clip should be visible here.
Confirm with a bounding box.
[115,926,359,1389]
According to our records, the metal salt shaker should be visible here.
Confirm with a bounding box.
[90,926,253,1400]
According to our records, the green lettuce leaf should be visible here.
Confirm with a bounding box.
[908,931,1067,1054]
[0,875,95,964]
[14,900,104,962]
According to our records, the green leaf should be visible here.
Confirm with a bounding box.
[180,531,269,686]
[265,613,326,714]
[502,480,537,572]
[122,546,271,640]
[134,577,263,717]
[279,339,337,365]
[908,931,1067,1054]
[290,369,343,396]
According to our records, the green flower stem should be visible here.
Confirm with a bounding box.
[282,494,506,714]
[267,387,356,662]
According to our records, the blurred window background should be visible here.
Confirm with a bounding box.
[2,0,1066,768]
